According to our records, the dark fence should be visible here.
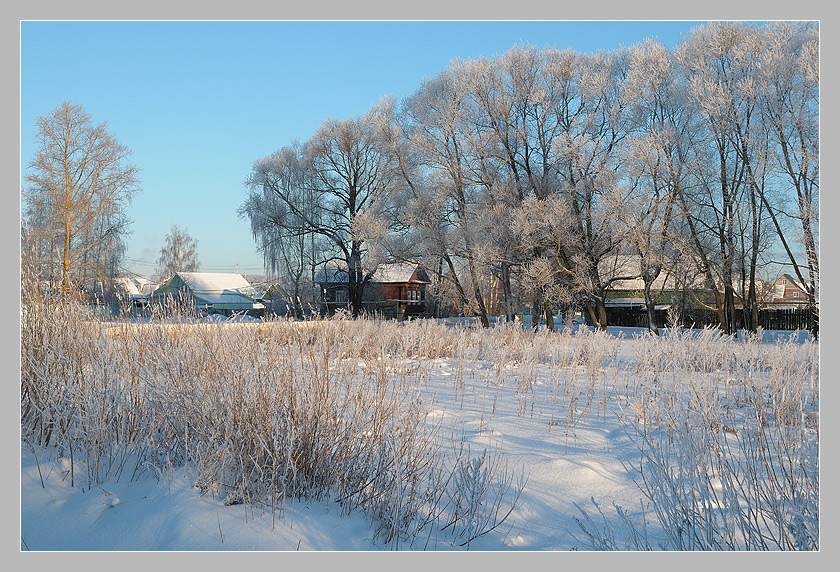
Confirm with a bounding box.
[605,306,817,332]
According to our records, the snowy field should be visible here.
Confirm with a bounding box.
[20,311,819,551]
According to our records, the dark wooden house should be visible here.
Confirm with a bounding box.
[316,262,432,320]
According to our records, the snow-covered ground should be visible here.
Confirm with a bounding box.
[20,319,818,551]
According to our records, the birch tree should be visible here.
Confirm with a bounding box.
[23,100,140,301]
[156,224,200,278]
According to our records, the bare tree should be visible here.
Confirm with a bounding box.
[156,224,200,278]
[246,106,395,317]
[23,100,140,301]
[239,142,323,316]
[461,45,566,329]
[674,22,810,336]
[538,48,635,329]
[615,39,694,335]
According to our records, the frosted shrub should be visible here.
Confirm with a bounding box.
[439,445,525,549]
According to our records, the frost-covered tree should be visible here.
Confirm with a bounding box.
[242,22,818,333]
[384,70,496,327]
[676,23,786,335]
[522,48,635,329]
[246,106,395,317]
[614,38,693,335]
[460,45,567,328]
[756,21,819,336]
[239,142,323,316]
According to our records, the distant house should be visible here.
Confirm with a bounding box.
[768,274,810,307]
[315,262,431,320]
[254,282,293,316]
[599,254,705,310]
[600,255,780,310]
[151,272,265,314]
[115,275,158,306]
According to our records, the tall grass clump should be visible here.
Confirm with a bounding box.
[575,328,819,550]
[20,284,523,549]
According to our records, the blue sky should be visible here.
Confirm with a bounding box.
[20,20,706,278]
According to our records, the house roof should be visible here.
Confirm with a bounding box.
[778,273,807,291]
[116,277,142,296]
[153,272,263,309]
[371,263,429,283]
[116,275,159,298]
[604,297,671,310]
[598,254,702,292]
[315,262,430,285]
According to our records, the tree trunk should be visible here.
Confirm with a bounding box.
[348,244,364,317]
[643,279,660,336]
[61,217,71,302]
[501,261,516,324]
[544,302,555,332]
[594,297,607,331]
[585,297,608,330]
[531,296,542,331]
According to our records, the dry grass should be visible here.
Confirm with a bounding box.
[21,287,818,549]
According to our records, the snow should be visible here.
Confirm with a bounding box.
[21,449,377,551]
[370,263,428,284]
[19,319,817,552]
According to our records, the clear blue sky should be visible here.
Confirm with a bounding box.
[20,20,705,278]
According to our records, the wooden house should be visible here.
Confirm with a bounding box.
[768,273,810,307]
[316,262,431,320]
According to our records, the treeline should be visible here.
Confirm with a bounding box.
[241,21,818,335]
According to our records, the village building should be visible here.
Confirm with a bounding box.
[253,282,293,316]
[315,262,431,320]
[115,275,158,306]
[150,272,265,315]
[767,273,810,307]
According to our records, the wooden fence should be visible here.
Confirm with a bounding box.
[604,306,817,332]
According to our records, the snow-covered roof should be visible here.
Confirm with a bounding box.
[177,272,258,294]
[371,263,429,283]
[314,262,429,284]
[153,272,263,309]
[604,297,671,310]
[599,254,706,292]
[116,276,158,299]
[115,277,142,296]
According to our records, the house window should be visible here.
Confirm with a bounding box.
[782,279,787,285]
[335,289,347,304]
[793,291,799,298]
